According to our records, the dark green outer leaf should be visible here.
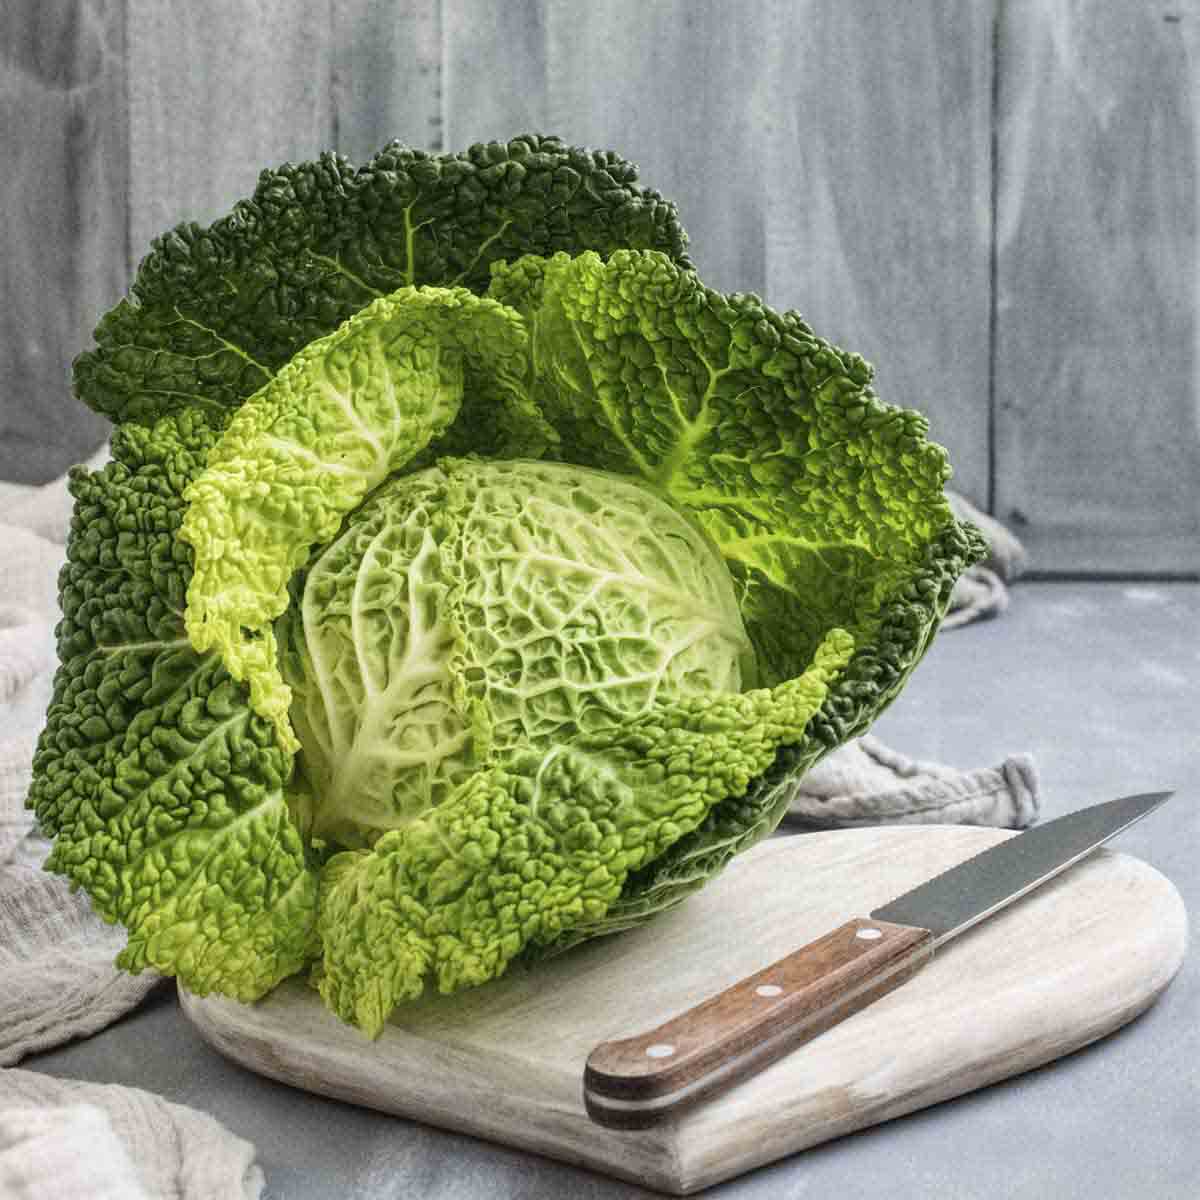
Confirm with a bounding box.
[28,410,318,999]
[73,134,691,426]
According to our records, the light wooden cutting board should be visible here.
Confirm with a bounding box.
[180,826,1187,1194]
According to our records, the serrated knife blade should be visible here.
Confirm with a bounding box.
[870,790,1172,945]
[584,790,1174,1129]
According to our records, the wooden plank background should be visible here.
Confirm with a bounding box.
[0,0,124,481]
[1,0,1196,576]
[993,0,1200,575]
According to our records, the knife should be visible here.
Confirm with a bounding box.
[583,790,1173,1129]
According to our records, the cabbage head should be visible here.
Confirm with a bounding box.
[278,457,758,850]
[28,135,985,1035]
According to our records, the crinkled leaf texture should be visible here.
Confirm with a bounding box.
[30,136,694,1006]
[178,250,983,1033]
[277,457,759,852]
[177,286,536,751]
[30,135,985,1035]
[314,633,852,1036]
[28,411,318,1000]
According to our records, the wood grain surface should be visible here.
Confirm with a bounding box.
[125,0,336,255]
[180,825,1187,1195]
[3,1,1196,574]
[584,917,934,1129]
[761,1,995,512]
[993,1,1200,574]
[0,0,122,481]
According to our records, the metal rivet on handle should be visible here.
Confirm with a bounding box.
[755,984,784,997]
[645,1043,676,1058]
[857,927,883,940]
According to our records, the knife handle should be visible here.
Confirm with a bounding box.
[584,917,934,1129]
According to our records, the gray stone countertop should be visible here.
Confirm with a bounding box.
[23,582,1199,1199]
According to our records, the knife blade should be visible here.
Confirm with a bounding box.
[583,790,1173,1129]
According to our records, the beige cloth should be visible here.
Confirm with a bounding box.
[784,734,1039,830]
[1,1103,150,1200]
[0,852,166,1068]
[0,1072,263,1200]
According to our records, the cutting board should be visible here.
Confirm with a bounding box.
[180,826,1187,1194]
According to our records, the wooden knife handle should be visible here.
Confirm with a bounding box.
[583,917,934,1129]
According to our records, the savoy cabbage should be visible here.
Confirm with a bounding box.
[29,135,984,1035]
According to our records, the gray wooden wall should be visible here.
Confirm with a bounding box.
[2,0,1197,576]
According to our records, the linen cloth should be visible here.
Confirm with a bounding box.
[0,451,1034,1198]
[0,1073,263,1200]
